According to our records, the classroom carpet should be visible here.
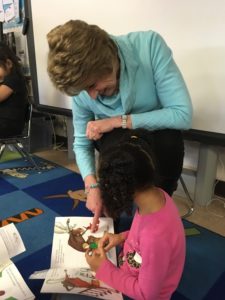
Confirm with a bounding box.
[0,156,225,300]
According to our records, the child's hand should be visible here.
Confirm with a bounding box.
[98,232,125,252]
[85,246,107,272]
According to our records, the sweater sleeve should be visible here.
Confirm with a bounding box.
[96,234,172,300]
[131,32,193,130]
[121,230,129,240]
[72,96,96,179]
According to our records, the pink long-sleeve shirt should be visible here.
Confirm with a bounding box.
[96,191,186,300]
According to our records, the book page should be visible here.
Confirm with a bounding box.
[0,235,10,267]
[41,216,123,300]
[0,263,34,300]
[0,223,26,259]
[50,217,116,269]
[0,224,34,299]
[41,268,122,300]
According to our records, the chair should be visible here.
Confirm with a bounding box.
[180,175,194,218]
[0,103,42,173]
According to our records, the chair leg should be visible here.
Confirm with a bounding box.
[180,176,194,218]
[14,143,42,173]
[0,144,6,160]
[13,143,26,159]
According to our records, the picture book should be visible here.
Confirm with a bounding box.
[40,216,123,300]
[0,223,35,300]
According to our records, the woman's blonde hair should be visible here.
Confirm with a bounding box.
[47,20,118,96]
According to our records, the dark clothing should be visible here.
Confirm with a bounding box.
[95,128,184,196]
[0,70,28,138]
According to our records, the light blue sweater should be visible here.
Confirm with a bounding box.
[72,31,193,179]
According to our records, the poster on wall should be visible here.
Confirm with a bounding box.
[1,0,21,24]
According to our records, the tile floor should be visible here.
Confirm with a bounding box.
[35,149,225,237]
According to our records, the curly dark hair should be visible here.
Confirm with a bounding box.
[98,138,156,219]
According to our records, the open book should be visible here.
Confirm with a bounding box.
[0,223,35,300]
[40,216,123,300]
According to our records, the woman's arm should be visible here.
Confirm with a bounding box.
[72,97,96,179]
[72,96,132,178]
[72,97,108,231]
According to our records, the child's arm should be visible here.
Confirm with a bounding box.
[95,236,172,300]
[0,84,13,102]
[97,231,127,252]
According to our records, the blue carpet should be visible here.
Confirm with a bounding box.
[1,156,225,300]
[173,221,225,300]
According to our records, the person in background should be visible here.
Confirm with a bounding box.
[85,135,186,300]
[0,42,28,138]
[47,20,193,231]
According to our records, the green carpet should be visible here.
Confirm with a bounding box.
[0,149,24,162]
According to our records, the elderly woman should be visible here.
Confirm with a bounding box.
[47,20,193,231]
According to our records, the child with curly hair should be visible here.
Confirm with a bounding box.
[85,129,185,300]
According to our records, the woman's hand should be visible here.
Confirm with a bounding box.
[85,246,107,273]
[98,232,125,252]
[86,117,121,140]
[86,187,103,232]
